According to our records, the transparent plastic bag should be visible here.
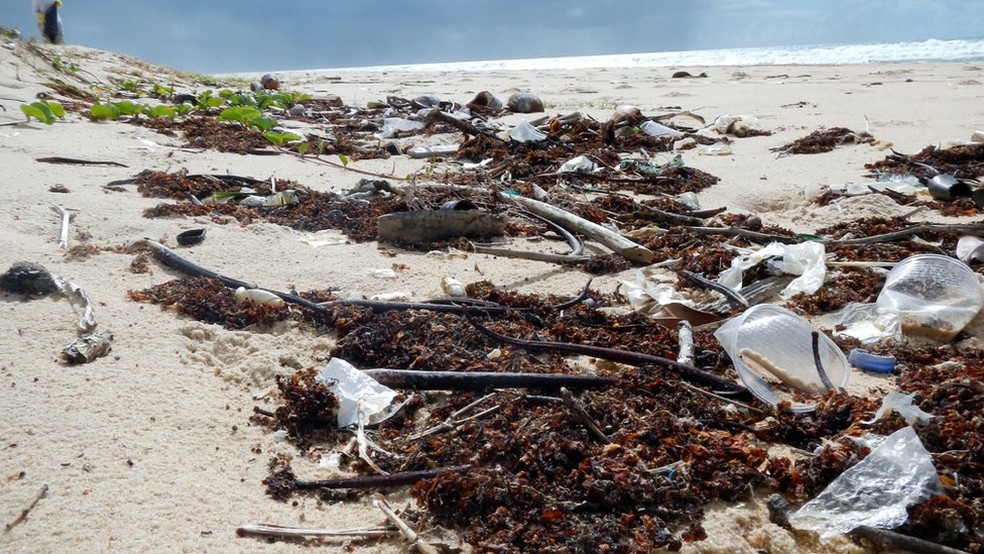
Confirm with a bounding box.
[788,426,942,541]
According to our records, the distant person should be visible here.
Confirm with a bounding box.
[33,0,64,44]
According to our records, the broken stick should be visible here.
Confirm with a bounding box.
[502,193,655,263]
[4,484,48,532]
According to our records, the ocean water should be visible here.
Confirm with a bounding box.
[318,38,984,73]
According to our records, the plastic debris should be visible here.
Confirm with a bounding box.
[316,358,397,428]
[848,348,896,373]
[406,144,459,159]
[697,142,732,156]
[376,117,425,139]
[718,241,827,298]
[862,393,934,426]
[715,304,849,412]
[711,114,761,136]
[62,332,114,364]
[788,426,943,541]
[639,120,683,138]
[558,155,598,174]
[509,120,547,142]
[876,254,984,341]
[956,235,984,263]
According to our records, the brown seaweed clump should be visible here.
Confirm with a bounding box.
[772,127,875,155]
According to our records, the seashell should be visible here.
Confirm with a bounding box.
[441,275,466,297]
[235,287,286,308]
[507,92,544,113]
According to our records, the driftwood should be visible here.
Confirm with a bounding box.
[377,209,507,244]
[37,156,127,167]
[502,193,655,263]
[561,387,610,443]
[362,369,616,391]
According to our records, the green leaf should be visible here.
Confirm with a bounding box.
[297,142,310,156]
[217,105,261,123]
[45,101,65,118]
[114,100,141,116]
[21,103,54,124]
[152,83,174,97]
[90,102,121,120]
[174,104,193,116]
[247,115,278,132]
[338,154,349,167]
[146,105,176,119]
[263,131,287,146]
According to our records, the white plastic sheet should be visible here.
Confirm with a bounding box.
[788,426,943,541]
[509,120,546,142]
[316,358,397,428]
[717,241,827,298]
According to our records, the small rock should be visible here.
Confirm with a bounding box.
[288,104,306,117]
[507,92,544,113]
[260,74,280,90]
[0,262,58,296]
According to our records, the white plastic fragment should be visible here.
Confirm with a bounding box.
[376,117,425,139]
[509,120,547,142]
[316,358,397,428]
[234,287,286,308]
[862,393,934,426]
[718,241,827,298]
[697,142,732,156]
[639,120,683,138]
[788,426,943,542]
[297,230,348,247]
[51,274,96,332]
[369,291,409,301]
[406,144,459,159]
[956,235,984,263]
[558,155,598,173]
[619,270,690,311]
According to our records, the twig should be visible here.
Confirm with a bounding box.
[409,394,498,439]
[517,210,584,256]
[676,381,768,415]
[631,208,703,227]
[676,320,695,366]
[823,223,984,246]
[362,369,616,391]
[561,387,610,443]
[679,226,802,244]
[293,466,470,491]
[467,244,592,265]
[373,496,441,554]
[678,268,749,309]
[36,156,127,167]
[5,484,48,532]
[466,315,752,399]
[811,331,836,391]
[236,523,396,539]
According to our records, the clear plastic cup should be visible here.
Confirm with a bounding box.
[715,304,850,412]
[876,254,984,341]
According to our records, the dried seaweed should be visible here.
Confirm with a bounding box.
[866,143,984,181]
[772,127,875,155]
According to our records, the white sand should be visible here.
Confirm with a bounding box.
[1,40,982,552]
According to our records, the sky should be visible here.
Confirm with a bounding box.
[3,0,982,74]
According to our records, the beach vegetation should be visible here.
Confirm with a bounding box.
[89,101,121,121]
[262,131,302,147]
[0,26,20,41]
[217,106,277,131]
[51,56,81,75]
[120,79,140,92]
[152,83,175,98]
[338,154,350,167]
[20,99,64,125]
[194,90,226,110]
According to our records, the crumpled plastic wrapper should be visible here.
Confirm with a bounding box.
[316,358,396,428]
[788,426,943,541]
[62,332,113,364]
[862,392,934,426]
[718,241,826,298]
[508,120,546,142]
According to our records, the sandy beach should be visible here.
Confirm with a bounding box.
[1,38,983,553]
